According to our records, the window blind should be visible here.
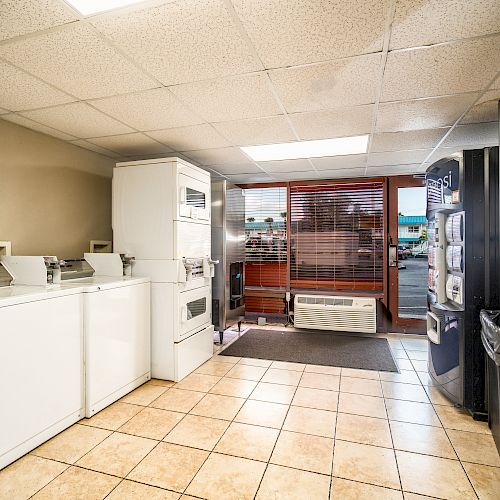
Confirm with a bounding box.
[289,180,384,292]
[243,187,287,313]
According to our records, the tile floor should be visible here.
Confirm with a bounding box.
[1,330,499,499]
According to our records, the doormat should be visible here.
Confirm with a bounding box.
[219,329,398,372]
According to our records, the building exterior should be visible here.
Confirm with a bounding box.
[398,215,427,248]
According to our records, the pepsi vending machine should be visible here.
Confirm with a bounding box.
[426,147,499,417]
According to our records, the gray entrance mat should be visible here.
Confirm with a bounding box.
[219,329,398,372]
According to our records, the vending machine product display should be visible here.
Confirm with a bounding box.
[426,147,499,416]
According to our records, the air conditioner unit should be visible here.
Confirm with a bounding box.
[294,294,376,334]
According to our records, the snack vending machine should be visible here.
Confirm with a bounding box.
[426,147,499,417]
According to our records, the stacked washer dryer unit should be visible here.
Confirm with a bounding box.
[113,157,216,382]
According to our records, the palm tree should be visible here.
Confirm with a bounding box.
[246,217,255,223]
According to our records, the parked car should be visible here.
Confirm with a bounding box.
[398,245,410,260]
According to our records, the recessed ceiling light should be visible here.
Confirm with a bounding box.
[241,135,369,162]
[64,0,146,16]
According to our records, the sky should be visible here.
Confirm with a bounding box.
[398,187,427,216]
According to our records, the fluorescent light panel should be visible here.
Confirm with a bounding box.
[65,0,146,15]
[241,135,369,162]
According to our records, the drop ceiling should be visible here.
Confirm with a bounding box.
[0,0,499,183]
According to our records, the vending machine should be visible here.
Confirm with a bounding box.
[426,147,499,417]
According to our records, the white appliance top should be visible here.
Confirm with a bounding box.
[115,156,209,177]
[0,285,82,308]
[59,275,150,292]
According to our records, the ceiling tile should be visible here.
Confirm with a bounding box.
[170,73,282,122]
[371,128,448,152]
[88,133,173,156]
[382,36,500,102]
[70,139,121,158]
[1,113,78,141]
[311,154,367,171]
[269,53,381,113]
[272,170,320,180]
[225,173,275,184]
[442,122,499,149]
[90,87,203,131]
[0,23,157,99]
[210,164,264,175]
[367,164,421,176]
[426,147,463,165]
[0,0,77,41]
[91,0,262,85]
[390,0,500,50]
[258,159,312,173]
[367,149,432,166]
[232,0,388,67]
[376,94,477,132]
[183,147,253,166]
[316,168,367,179]
[289,105,374,140]
[461,90,500,124]
[20,102,134,138]
[147,124,230,151]
[212,115,296,146]
[0,60,74,111]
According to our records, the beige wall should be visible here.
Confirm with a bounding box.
[0,119,115,259]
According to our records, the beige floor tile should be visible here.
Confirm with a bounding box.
[341,368,380,380]
[107,480,180,499]
[340,376,383,397]
[261,368,302,386]
[396,450,475,499]
[195,360,233,377]
[402,494,436,500]
[416,371,437,386]
[338,392,387,419]
[32,424,111,464]
[0,455,68,500]
[283,406,336,438]
[300,372,340,390]
[292,387,339,411]
[128,442,208,492]
[271,430,334,474]
[81,402,142,431]
[390,421,456,459]
[190,393,245,420]
[434,405,491,434]
[331,477,403,499]
[146,379,175,387]
[32,466,120,499]
[333,440,400,490]
[209,377,257,398]
[249,381,296,404]
[424,385,454,406]
[382,381,429,403]
[336,413,392,448]
[214,354,241,364]
[270,361,305,371]
[385,399,441,427]
[150,388,205,413]
[235,399,289,428]
[401,340,428,352]
[406,350,428,361]
[238,357,273,367]
[447,429,500,466]
[214,421,279,461]
[411,360,428,372]
[76,432,156,477]
[379,370,421,385]
[256,464,330,499]
[463,462,500,500]
[305,364,341,375]
[119,407,184,440]
[121,384,168,406]
[174,373,220,392]
[225,363,267,381]
[164,414,229,450]
[185,453,266,499]
[396,359,415,371]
